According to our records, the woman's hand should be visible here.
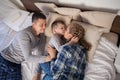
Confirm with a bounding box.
[46,45,57,59]
[68,36,79,45]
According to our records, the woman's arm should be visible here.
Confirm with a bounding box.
[67,36,79,45]
[48,45,70,79]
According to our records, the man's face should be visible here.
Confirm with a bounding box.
[32,19,46,35]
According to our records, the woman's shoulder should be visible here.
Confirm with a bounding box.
[62,44,85,51]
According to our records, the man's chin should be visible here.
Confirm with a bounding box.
[40,30,45,34]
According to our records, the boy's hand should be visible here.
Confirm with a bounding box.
[68,36,79,45]
[46,45,57,59]
[45,55,51,62]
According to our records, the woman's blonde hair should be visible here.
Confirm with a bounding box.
[68,22,91,51]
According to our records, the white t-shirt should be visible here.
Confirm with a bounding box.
[48,34,66,52]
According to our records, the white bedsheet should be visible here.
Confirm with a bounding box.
[85,36,118,80]
[114,45,120,73]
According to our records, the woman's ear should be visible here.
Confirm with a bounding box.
[52,28,56,34]
[68,33,73,39]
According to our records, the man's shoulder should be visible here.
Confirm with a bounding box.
[19,26,32,34]
[16,26,33,38]
[21,26,32,32]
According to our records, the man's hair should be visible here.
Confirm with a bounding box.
[51,20,66,31]
[32,12,46,22]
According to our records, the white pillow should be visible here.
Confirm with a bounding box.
[54,7,81,21]
[45,12,72,37]
[34,2,57,15]
[79,11,116,33]
[10,0,26,10]
[0,0,19,19]
[72,21,105,62]
[3,9,30,31]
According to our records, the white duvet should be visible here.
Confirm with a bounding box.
[85,36,118,80]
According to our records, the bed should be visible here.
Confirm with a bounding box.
[0,0,120,80]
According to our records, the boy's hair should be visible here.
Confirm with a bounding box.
[32,12,46,22]
[51,20,66,32]
[68,22,91,51]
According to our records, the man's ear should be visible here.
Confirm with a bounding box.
[32,22,35,26]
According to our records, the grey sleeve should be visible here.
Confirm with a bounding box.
[18,32,46,63]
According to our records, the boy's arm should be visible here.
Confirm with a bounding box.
[45,55,51,62]
[46,46,57,60]
[48,35,62,52]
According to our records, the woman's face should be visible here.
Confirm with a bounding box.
[64,27,73,40]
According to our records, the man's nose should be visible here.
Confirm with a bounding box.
[43,25,46,29]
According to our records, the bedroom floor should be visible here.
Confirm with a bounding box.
[115,73,120,80]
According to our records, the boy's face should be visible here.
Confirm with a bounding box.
[53,23,65,35]
[32,19,46,35]
[64,27,73,40]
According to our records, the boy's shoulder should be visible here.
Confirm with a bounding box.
[51,34,63,40]
[53,34,62,38]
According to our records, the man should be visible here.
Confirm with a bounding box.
[0,12,47,80]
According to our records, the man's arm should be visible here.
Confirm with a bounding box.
[18,32,46,63]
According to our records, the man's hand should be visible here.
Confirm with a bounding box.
[46,45,57,59]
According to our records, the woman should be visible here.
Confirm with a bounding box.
[43,22,91,80]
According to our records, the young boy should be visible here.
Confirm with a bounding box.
[48,20,67,52]
[44,22,91,80]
